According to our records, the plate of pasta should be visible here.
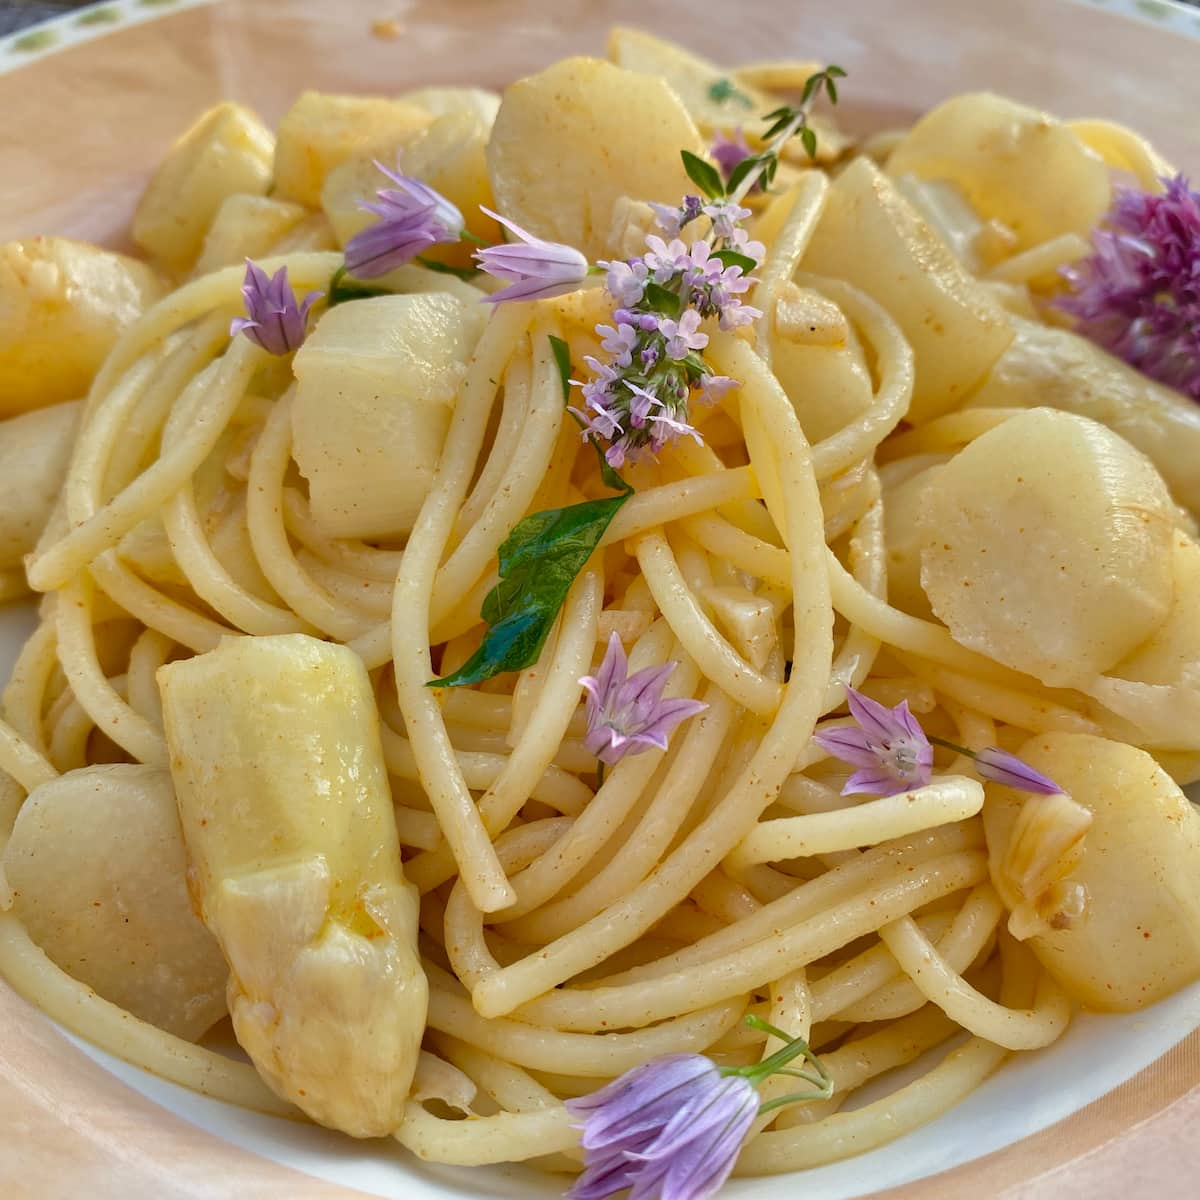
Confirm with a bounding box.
[3,1,1200,1198]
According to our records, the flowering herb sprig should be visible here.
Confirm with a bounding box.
[814,687,1064,798]
[569,64,846,469]
[230,260,321,355]
[1057,174,1200,401]
[565,1016,831,1200]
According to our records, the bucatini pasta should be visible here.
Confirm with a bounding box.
[2,24,1200,1198]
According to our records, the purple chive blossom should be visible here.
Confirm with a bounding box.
[1057,174,1200,400]
[974,747,1063,795]
[711,127,753,180]
[474,207,590,303]
[813,686,934,797]
[580,633,707,767]
[566,1055,758,1200]
[343,160,465,278]
[230,260,320,355]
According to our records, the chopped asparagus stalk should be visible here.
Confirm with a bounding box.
[159,634,428,1136]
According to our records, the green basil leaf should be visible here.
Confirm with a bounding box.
[415,255,483,281]
[712,249,758,274]
[643,280,683,318]
[430,494,631,688]
[680,150,725,200]
[327,265,391,308]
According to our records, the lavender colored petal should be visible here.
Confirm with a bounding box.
[845,686,908,744]
[843,766,912,798]
[975,746,1063,795]
[567,1056,714,1145]
[812,723,884,770]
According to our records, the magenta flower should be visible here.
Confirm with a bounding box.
[813,686,934,797]
[229,260,321,355]
[474,207,590,303]
[566,1056,756,1200]
[1058,175,1200,401]
[974,747,1062,795]
[343,160,464,278]
[711,127,753,181]
[580,633,707,766]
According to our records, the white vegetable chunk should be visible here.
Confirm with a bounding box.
[1,764,229,1041]
[0,400,80,569]
[802,157,1014,422]
[291,292,485,541]
[193,194,308,276]
[159,634,428,1137]
[886,93,1111,249]
[0,237,165,416]
[919,409,1176,686]
[487,56,704,259]
[133,102,275,274]
[964,316,1200,514]
[984,733,1200,1010]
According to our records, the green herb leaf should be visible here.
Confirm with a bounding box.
[712,248,758,274]
[643,280,683,319]
[726,152,769,195]
[430,494,631,687]
[680,150,726,200]
[800,126,819,160]
[548,334,573,403]
[327,265,391,308]
[415,255,483,281]
[706,77,754,109]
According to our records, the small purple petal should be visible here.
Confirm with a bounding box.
[975,746,1064,795]
[711,127,752,180]
[817,687,933,797]
[230,260,320,355]
[475,206,590,303]
[579,637,706,767]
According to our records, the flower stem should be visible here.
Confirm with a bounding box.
[928,734,979,760]
[727,112,806,205]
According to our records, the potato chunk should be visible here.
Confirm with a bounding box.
[2,765,228,1040]
[919,409,1176,686]
[273,92,431,209]
[983,733,1200,1010]
[159,635,428,1136]
[802,157,1014,421]
[487,56,704,259]
[133,102,274,274]
[0,400,80,569]
[965,317,1200,514]
[192,193,308,276]
[0,237,165,416]
[397,86,501,128]
[886,93,1111,249]
[291,292,484,540]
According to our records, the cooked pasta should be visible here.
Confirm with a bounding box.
[2,24,1200,1197]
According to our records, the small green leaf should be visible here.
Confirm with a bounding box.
[415,255,482,281]
[326,265,391,307]
[430,494,631,687]
[801,73,822,106]
[800,126,819,160]
[680,150,725,200]
[706,77,754,109]
[548,334,572,404]
[712,249,758,274]
[643,281,683,319]
[726,152,768,195]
